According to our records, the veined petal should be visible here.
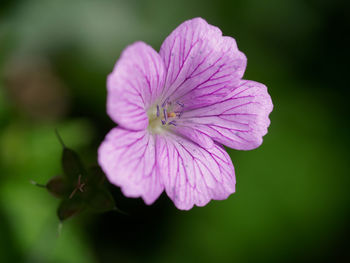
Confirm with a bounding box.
[159,17,246,110]
[157,132,235,210]
[98,128,163,205]
[178,80,273,150]
[107,42,166,130]
[171,125,214,149]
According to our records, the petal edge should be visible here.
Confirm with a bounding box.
[98,128,164,205]
[157,133,235,210]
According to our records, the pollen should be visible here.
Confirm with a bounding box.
[168,112,176,118]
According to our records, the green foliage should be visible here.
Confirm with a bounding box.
[35,131,118,222]
[57,197,85,222]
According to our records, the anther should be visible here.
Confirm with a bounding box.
[156,105,160,117]
[168,121,177,126]
[162,98,169,108]
[176,111,183,118]
[176,101,184,107]
[168,112,176,118]
[163,109,168,122]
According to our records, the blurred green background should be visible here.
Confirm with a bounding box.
[0,0,349,262]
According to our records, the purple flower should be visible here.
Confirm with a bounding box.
[98,18,273,210]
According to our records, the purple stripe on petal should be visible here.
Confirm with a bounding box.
[107,42,166,130]
[98,128,164,205]
[157,132,235,210]
[177,80,273,150]
[159,18,246,108]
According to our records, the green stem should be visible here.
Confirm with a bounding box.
[55,128,66,148]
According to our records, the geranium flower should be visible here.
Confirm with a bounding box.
[98,18,273,210]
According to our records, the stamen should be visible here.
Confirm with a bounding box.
[149,99,184,131]
[163,109,168,122]
[176,101,184,107]
[162,98,169,108]
[176,111,183,118]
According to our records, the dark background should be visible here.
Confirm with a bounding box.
[0,0,349,262]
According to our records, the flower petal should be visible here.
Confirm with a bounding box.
[159,17,246,110]
[98,128,163,205]
[107,42,166,130]
[157,132,235,210]
[171,125,215,149]
[178,80,273,150]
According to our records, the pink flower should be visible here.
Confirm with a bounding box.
[98,18,273,210]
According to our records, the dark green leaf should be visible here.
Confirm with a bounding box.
[56,129,87,181]
[62,148,87,181]
[57,198,85,221]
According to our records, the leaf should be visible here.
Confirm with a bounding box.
[53,130,120,219]
[56,129,87,181]
[57,197,85,221]
[46,175,70,198]
[62,147,87,181]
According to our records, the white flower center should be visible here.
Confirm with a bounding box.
[147,98,184,134]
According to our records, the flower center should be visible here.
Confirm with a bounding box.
[147,98,184,134]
